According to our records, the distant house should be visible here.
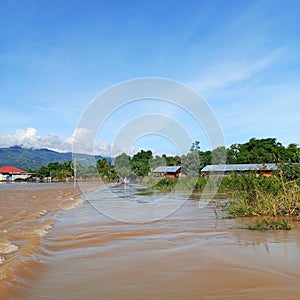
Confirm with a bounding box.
[0,166,30,181]
[152,166,182,179]
[201,163,277,177]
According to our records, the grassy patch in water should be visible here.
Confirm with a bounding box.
[247,218,291,231]
[226,169,299,217]
[224,165,300,229]
[149,176,209,192]
[150,178,177,192]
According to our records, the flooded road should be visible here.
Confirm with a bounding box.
[1,183,300,299]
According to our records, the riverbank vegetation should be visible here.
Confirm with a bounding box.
[146,138,300,230]
[29,137,299,182]
[25,137,300,230]
[150,164,299,226]
[222,164,299,228]
[149,176,207,192]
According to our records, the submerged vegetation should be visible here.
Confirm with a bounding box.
[150,178,177,191]
[225,166,300,221]
[247,218,291,231]
[151,163,300,230]
[149,176,206,192]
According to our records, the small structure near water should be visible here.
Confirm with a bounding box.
[0,166,31,181]
[152,166,182,179]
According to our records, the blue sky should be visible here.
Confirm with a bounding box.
[0,0,299,156]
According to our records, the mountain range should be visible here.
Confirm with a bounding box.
[0,146,108,170]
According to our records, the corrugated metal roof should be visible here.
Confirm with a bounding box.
[201,163,278,172]
[153,166,181,173]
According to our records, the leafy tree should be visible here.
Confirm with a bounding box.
[149,155,166,170]
[199,150,211,167]
[36,161,73,180]
[37,165,51,178]
[97,158,117,181]
[190,140,201,152]
[227,138,287,164]
[161,154,181,166]
[181,152,200,176]
[284,143,300,163]
[181,141,202,176]
[84,165,99,177]
[114,153,131,178]
[131,150,153,177]
[74,164,97,179]
[211,146,226,164]
[227,143,240,164]
[181,141,212,175]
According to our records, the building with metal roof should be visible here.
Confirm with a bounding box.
[201,163,277,177]
[152,166,182,178]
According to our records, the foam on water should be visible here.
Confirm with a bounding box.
[0,256,5,264]
[60,196,83,211]
[0,182,95,299]
[0,239,19,255]
[34,222,53,237]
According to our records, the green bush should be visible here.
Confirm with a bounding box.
[151,178,177,191]
[151,176,204,192]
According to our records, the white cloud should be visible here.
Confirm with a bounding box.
[0,128,71,151]
[69,127,95,154]
[0,127,140,157]
[190,48,285,93]
[0,127,74,153]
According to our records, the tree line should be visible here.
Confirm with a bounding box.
[31,138,299,181]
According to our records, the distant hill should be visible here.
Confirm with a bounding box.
[0,146,108,170]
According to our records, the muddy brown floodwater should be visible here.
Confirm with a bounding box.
[1,182,300,299]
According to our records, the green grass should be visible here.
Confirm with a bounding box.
[149,176,216,192]
[150,177,177,191]
[225,167,299,229]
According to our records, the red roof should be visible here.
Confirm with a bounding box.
[0,166,26,173]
